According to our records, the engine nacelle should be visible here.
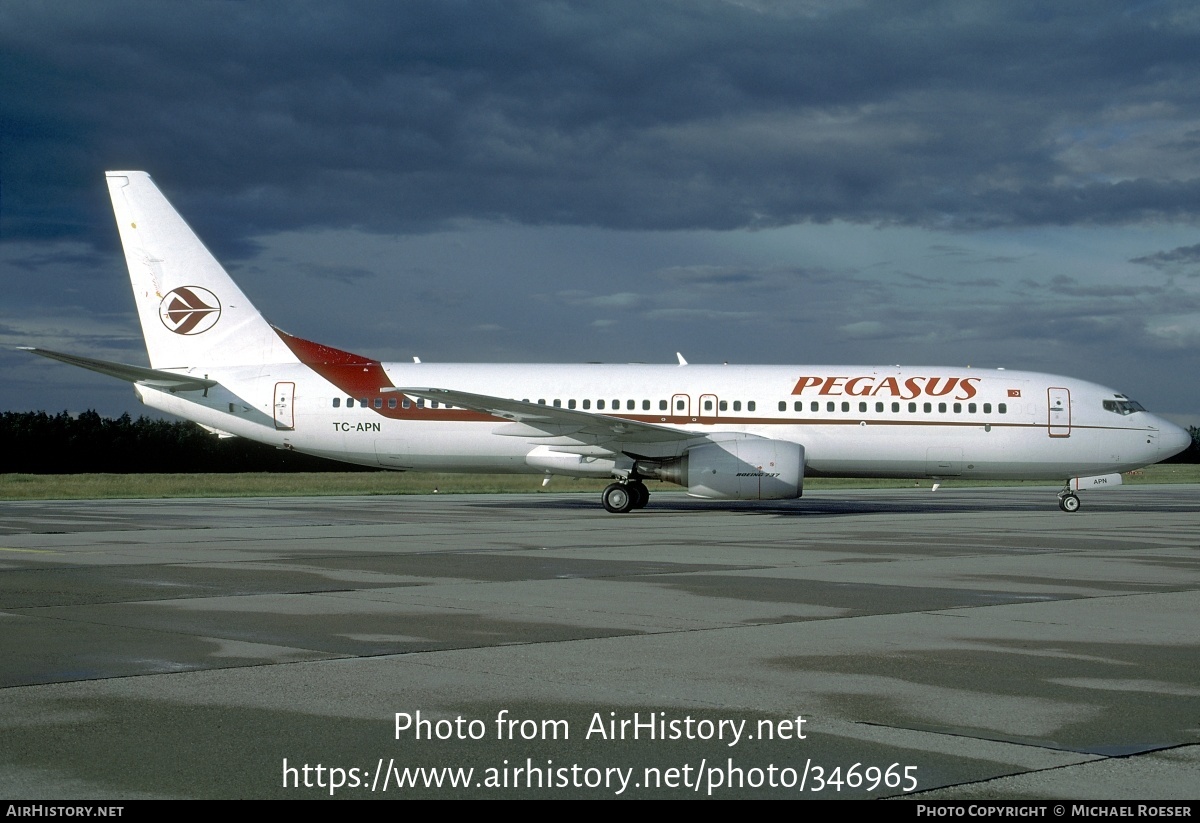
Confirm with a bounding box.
[636,439,804,500]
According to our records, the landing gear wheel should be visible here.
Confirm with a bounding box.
[1058,493,1081,513]
[628,481,649,509]
[602,482,634,513]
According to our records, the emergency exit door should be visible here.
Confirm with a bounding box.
[274,382,295,430]
[1048,387,1071,437]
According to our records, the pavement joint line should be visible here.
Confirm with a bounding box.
[899,743,1200,799]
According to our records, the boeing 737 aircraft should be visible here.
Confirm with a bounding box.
[24,172,1193,512]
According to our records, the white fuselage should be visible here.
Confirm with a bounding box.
[135,361,1186,483]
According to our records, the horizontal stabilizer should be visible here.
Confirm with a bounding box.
[19,347,217,392]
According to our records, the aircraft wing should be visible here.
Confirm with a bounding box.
[20,347,218,392]
[390,387,700,455]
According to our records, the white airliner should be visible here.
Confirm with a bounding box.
[24,172,1193,512]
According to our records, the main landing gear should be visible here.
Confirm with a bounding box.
[602,480,649,513]
[1057,485,1081,513]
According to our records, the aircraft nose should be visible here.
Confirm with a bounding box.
[1158,419,1193,459]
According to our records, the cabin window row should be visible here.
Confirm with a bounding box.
[330,396,761,413]
[331,397,455,409]
[329,395,1006,415]
[777,400,1008,415]
[524,399,758,412]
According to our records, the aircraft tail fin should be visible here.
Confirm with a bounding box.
[104,171,298,369]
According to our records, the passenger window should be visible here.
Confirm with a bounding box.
[538,399,546,405]
[346,397,354,407]
[841,401,849,412]
[983,403,992,414]
[568,399,576,409]
[748,401,756,411]
[417,398,425,408]
[598,400,605,410]
[676,399,684,411]
[875,402,883,412]
[859,401,868,413]
[643,400,651,410]
[402,399,411,409]
[660,400,668,411]
[388,398,397,409]
[811,401,819,412]
[779,401,786,412]
[968,403,977,413]
[375,398,383,409]
[908,402,917,413]
[998,403,1007,414]
[554,399,561,407]
[938,402,946,413]
[795,401,803,412]
[705,400,714,412]
[719,400,728,411]
[733,400,742,411]
[627,400,635,410]
[332,398,341,408]
[583,399,590,409]
[892,402,900,413]
[953,403,961,413]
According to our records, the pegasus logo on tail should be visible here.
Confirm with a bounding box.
[159,286,221,335]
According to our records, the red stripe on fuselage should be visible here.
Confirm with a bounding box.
[273,328,491,421]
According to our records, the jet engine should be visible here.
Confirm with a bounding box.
[635,439,804,500]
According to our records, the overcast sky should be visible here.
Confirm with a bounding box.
[2,0,1199,424]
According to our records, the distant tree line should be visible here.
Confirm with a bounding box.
[1,411,1197,474]
[1,411,376,473]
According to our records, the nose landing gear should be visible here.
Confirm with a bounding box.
[1057,487,1081,513]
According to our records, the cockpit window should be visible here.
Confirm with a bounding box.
[1103,399,1146,416]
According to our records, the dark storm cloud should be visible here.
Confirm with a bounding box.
[655,266,766,287]
[926,245,1026,266]
[654,263,846,294]
[4,0,1200,256]
[292,262,376,285]
[901,268,1000,289]
[4,245,107,273]
[1130,242,1200,269]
